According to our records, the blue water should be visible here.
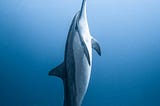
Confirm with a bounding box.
[0,0,160,106]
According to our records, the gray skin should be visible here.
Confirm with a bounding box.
[49,0,101,106]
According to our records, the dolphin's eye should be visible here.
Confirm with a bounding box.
[75,24,78,30]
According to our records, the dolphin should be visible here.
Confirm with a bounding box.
[49,0,101,106]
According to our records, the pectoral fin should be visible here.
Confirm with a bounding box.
[48,62,66,80]
[92,37,101,56]
[82,41,90,65]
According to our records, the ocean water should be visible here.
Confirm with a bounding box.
[0,0,160,106]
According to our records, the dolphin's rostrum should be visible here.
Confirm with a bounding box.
[49,0,101,106]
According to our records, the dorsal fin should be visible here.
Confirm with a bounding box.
[48,62,65,80]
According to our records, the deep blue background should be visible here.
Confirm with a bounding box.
[0,0,160,106]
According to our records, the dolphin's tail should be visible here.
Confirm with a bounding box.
[48,62,66,80]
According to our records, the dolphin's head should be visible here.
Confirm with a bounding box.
[79,0,87,20]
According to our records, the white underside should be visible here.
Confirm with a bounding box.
[73,31,92,103]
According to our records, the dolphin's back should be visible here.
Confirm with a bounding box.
[48,12,80,106]
[64,12,82,106]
